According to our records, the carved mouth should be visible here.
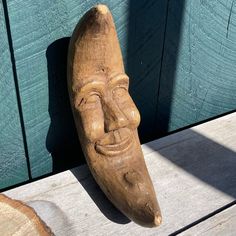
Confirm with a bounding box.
[95,128,133,156]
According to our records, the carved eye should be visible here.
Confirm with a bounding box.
[86,94,100,104]
[113,87,128,99]
[77,94,100,111]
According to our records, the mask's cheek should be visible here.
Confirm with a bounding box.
[79,107,105,142]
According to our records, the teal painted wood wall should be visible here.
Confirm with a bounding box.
[1,0,236,189]
[0,2,29,189]
[157,0,236,134]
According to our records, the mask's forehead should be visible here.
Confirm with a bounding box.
[68,3,125,89]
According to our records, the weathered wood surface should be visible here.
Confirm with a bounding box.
[127,0,168,142]
[67,5,161,227]
[3,0,236,188]
[180,205,236,236]
[157,0,236,133]
[4,112,236,235]
[6,0,168,179]
[0,194,53,236]
[0,2,29,189]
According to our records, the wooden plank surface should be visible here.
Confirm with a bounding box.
[157,0,236,133]
[0,2,29,189]
[4,112,236,235]
[6,0,168,178]
[181,205,236,236]
[126,0,168,142]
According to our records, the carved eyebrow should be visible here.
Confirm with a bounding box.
[108,73,129,87]
[72,74,106,93]
[79,81,105,94]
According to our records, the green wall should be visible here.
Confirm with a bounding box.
[1,0,236,189]
[157,0,236,134]
[0,2,29,189]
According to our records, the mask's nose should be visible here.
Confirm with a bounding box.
[103,100,129,132]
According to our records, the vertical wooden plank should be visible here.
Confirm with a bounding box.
[6,0,168,178]
[157,0,236,133]
[127,0,168,142]
[0,2,29,189]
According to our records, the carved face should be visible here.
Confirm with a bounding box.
[68,5,161,227]
[72,71,160,225]
[74,72,140,157]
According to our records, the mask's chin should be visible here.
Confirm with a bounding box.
[81,127,161,228]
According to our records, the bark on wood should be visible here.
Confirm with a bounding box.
[0,194,53,236]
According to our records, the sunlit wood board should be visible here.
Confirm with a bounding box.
[4,112,236,235]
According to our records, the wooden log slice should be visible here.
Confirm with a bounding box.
[0,194,53,236]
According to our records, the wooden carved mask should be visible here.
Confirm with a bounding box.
[67,5,162,227]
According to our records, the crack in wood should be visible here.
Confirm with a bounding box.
[226,0,235,38]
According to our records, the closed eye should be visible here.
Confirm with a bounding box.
[76,93,101,111]
[113,86,128,96]
[86,94,100,104]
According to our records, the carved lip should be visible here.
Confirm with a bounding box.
[95,130,133,156]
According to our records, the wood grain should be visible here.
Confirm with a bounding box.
[4,0,236,186]
[6,0,168,178]
[157,0,236,133]
[5,112,236,235]
[0,3,29,189]
[180,205,236,236]
[126,0,168,142]
[0,194,53,235]
[67,5,161,227]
